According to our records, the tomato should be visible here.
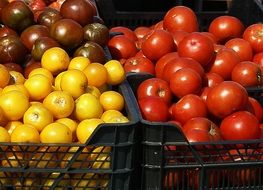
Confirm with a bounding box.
[208,15,245,43]
[205,47,240,80]
[203,72,224,87]
[162,57,204,82]
[155,52,179,78]
[183,117,221,143]
[206,81,248,118]
[110,26,138,42]
[253,52,263,72]
[225,38,253,62]
[3,63,23,73]
[178,32,214,66]
[124,56,155,75]
[0,25,18,38]
[220,111,260,140]
[231,61,262,87]
[169,68,202,98]
[137,77,172,105]
[154,20,164,30]
[104,59,126,85]
[134,26,151,39]
[170,30,189,47]
[247,97,263,122]
[243,23,263,53]
[163,6,198,33]
[199,87,212,102]
[138,97,169,122]
[170,94,207,125]
[108,35,137,60]
[201,32,218,44]
[83,63,108,87]
[141,29,176,62]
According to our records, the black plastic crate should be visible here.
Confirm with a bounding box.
[0,80,141,190]
[126,72,263,190]
[95,0,262,30]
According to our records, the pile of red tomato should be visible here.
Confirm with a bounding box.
[107,6,263,143]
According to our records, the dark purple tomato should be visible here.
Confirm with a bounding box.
[0,0,8,23]
[37,7,62,29]
[0,25,18,38]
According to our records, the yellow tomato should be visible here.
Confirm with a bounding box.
[104,60,125,85]
[76,118,104,143]
[5,121,23,135]
[41,47,70,75]
[74,93,103,121]
[68,56,91,71]
[43,90,75,119]
[8,71,25,85]
[0,90,29,121]
[11,124,40,143]
[54,71,66,91]
[105,115,129,123]
[28,68,54,84]
[85,85,101,98]
[100,110,123,122]
[2,84,29,98]
[83,63,108,87]
[23,103,54,132]
[99,91,124,111]
[0,126,10,142]
[55,118,78,142]
[40,122,72,143]
[60,69,88,99]
[0,64,10,88]
[24,74,53,101]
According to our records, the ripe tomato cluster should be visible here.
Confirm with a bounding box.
[108,6,263,144]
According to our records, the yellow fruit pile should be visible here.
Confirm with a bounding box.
[0,47,129,145]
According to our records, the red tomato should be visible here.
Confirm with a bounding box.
[170,94,207,125]
[163,6,199,33]
[109,26,138,42]
[134,26,151,39]
[141,29,176,62]
[170,30,189,47]
[137,77,172,105]
[247,97,263,122]
[206,81,248,118]
[154,20,164,30]
[220,111,260,140]
[162,57,204,82]
[203,72,224,87]
[213,44,225,53]
[199,87,212,102]
[205,47,240,80]
[253,52,263,72]
[155,52,179,78]
[231,61,262,87]
[183,117,221,143]
[260,124,263,139]
[169,68,202,98]
[178,32,214,66]
[201,32,218,44]
[208,15,245,43]
[225,38,253,62]
[243,23,263,53]
[134,50,146,58]
[138,97,169,122]
[108,35,138,60]
[124,56,155,75]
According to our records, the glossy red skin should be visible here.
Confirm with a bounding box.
[3,63,23,73]
[108,35,137,60]
[213,44,225,53]
[247,97,263,122]
[220,111,260,140]
[225,38,253,62]
[138,97,169,122]
[243,23,263,53]
[20,24,49,51]
[260,124,263,139]
[170,30,189,47]
[208,16,245,44]
[141,29,176,62]
[123,56,155,75]
[134,50,146,58]
[205,47,240,80]
[182,117,222,143]
[253,52,263,72]
[137,77,172,105]
[154,20,164,30]
[201,32,218,44]
[163,6,198,33]
[155,52,179,78]
[178,32,214,66]
[110,26,138,42]
[231,61,262,87]
[169,68,202,98]
[170,94,207,125]
[206,81,248,118]
[162,57,205,82]
[203,72,224,87]
[199,87,212,102]
[134,26,151,39]
[0,26,18,38]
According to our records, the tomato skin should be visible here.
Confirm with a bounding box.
[124,56,155,75]
[108,35,137,60]
[247,97,263,122]
[169,68,202,98]
[163,6,199,33]
[178,32,214,66]
[137,78,172,105]
[170,30,189,47]
[203,72,224,88]
[138,97,169,122]
[206,81,248,118]
[134,26,151,39]
[141,29,176,62]
[170,94,207,125]
[208,16,244,43]
[253,52,263,72]
[205,48,240,80]
[155,52,179,78]
[110,26,138,42]
[243,23,263,53]
[225,38,253,62]
[220,111,260,140]
[231,61,262,87]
